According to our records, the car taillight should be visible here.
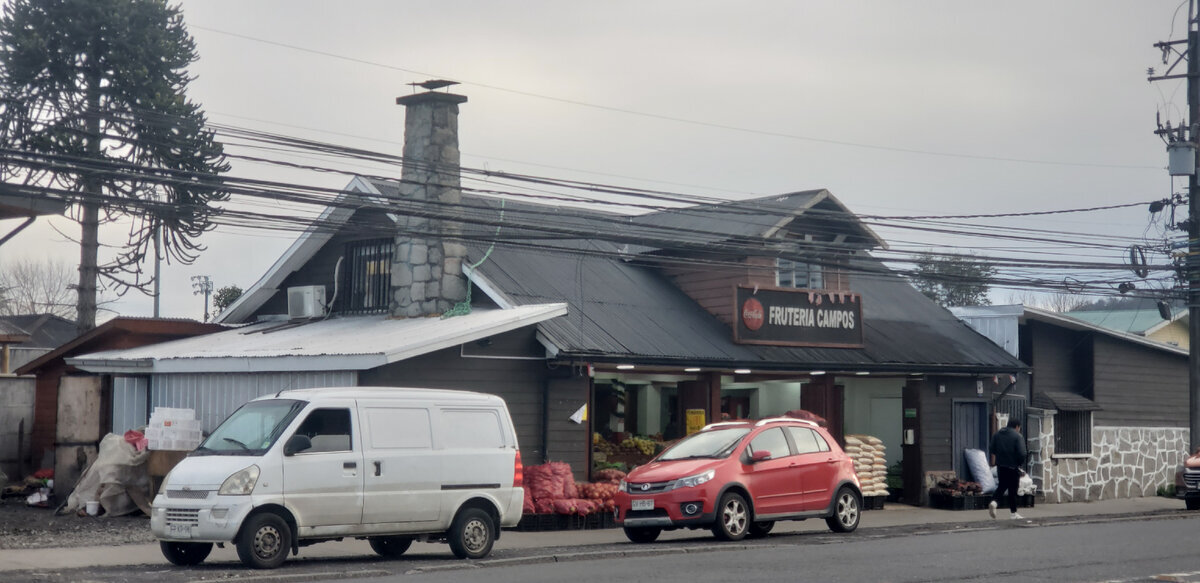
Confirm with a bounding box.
[513,450,524,488]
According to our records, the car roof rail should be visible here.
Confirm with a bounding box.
[700,421,751,431]
[754,417,818,428]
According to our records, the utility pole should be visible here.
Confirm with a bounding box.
[191,275,213,322]
[1151,0,1200,454]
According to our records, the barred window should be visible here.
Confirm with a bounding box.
[776,258,823,289]
[343,239,392,314]
[1054,410,1092,456]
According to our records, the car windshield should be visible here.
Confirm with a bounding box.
[193,399,306,456]
[658,427,751,461]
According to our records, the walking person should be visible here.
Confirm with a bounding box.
[988,418,1027,520]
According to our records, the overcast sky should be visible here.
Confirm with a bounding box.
[1,1,1190,320]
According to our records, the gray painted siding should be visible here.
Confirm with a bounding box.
[1092,336,1187,427]
[112,376,148,434]
[545,376,589,479]
[1028,322,1090,396]
[152,371,357,432]
[359,341,553,465]
[920,377,979,474]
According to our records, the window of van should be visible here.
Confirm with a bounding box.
[365,407,432,449]
[195,399,305,456]
[295,408,353,452]
[442,409,504,449]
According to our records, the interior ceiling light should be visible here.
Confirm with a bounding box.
[810,371,826,376]
[856,371,870,376]
[684,367,701,372]
[734,368,751,375]
[616,364,635,370]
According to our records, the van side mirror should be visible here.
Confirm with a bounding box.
[750,450,772,462]
[284,434,312,456]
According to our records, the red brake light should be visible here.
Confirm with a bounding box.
[513,450,524,488]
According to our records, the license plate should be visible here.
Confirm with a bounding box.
[631,498,654,511]
[167,523,194,539]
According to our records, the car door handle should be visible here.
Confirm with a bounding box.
[344,461,357,470]
[374,461,381,476]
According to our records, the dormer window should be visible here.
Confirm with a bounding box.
[776,258,823,289]
[342,239,392,314]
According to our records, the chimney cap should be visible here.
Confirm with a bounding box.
[408,79,460,91]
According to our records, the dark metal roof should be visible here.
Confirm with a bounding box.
[472,242,1026,373]
[0,314,75,348]
[1033,391,1102,411]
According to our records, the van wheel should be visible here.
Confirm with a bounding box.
[711,492,750,541]
[369,535,414,558]
[237,512,291,569]
[748,521,775,538]
[623,526,661,543]
[160,541,212,566]
[448,508,495,560]
[826,487,861,533]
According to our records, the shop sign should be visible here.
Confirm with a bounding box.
[733,286,864,348]
[685,409,707,435]
[904,408,917,419]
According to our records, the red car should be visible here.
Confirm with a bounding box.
[614,418,862,543]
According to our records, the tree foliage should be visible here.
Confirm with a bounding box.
[0,0,228,331]
[212,284,242,313]
[911,252,997,307]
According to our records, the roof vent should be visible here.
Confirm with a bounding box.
[287,285,327,319]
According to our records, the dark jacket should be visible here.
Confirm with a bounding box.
[990,427,1027,469]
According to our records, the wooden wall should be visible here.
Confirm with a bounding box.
[1092,335,1187,427]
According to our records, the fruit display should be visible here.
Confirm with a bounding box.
[621,435,656,456]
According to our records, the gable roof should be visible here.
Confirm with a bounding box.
[1024,306,1187,356]
[628,189,887,253]
[0,314,76,348]
[69,304,567,374]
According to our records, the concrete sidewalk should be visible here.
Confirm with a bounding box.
[0,496,1185,572]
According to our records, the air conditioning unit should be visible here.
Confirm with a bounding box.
[287,285,327,319]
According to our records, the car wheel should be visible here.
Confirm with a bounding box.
[160,541,213,566]
[448,507,495,560]
[1187,498,1200,511]
[826,487,861,533]
[711,492,750,541]
[623,526,662,543]
[748,520,775,538]
[237,512,292,569]
[368,535,414,558]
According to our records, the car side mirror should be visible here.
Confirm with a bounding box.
[751,450,772,462]
[284,434,311,456]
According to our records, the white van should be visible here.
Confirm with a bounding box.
[149,387,525,569]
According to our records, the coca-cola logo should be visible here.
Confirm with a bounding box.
[742,298,765,331]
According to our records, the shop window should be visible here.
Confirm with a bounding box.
[776,258,823,289]
[342,239,392,313]
[1054,410,1092,456]
[747,427,791,460]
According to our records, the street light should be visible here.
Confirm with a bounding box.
[191,275,213,322]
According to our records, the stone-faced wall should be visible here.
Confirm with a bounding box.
[391,91,469,317]
[1033,416,1188,502]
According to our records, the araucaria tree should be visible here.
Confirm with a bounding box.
[911,252,997,308]
[0,0,228,332]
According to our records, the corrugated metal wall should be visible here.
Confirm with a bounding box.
[149,371,357,432]
[112,376,149,434]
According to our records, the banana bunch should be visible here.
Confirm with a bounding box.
[621,436,656,455]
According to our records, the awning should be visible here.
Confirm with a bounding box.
[1033,391,1101,412]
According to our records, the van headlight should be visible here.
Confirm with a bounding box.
[675,469,715,489]
[219,465,260,496]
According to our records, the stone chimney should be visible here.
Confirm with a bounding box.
[391,89,469,318]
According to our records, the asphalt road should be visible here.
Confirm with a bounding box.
[9,514,1199,583]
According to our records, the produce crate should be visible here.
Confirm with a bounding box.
[1018,494,1035,508]
[513,512,617,531]
[861,495,886,511]
[929,492,991,511]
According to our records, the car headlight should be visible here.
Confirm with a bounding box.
[219,465,260,496]
[618,480,628,493]
[675,469,715,489]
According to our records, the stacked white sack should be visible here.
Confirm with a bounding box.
[845,434,890,497]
